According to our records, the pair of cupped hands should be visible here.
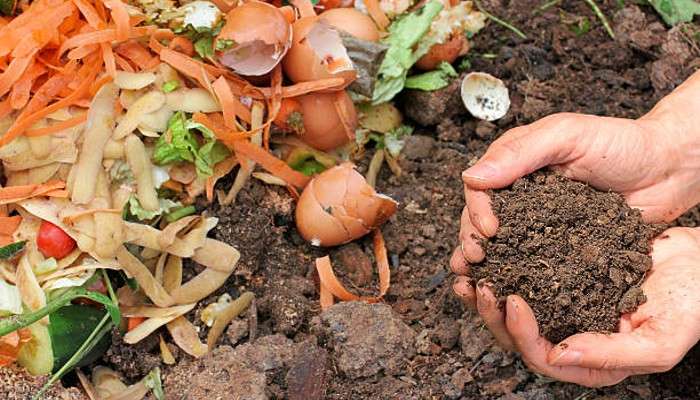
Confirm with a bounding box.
[451,71,700,387]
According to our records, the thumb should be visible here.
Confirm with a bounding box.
[547,326,682,371]
[462,113,597,190]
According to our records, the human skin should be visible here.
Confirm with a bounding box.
[450,69,700,387]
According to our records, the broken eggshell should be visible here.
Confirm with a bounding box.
[216,1,292,76]
[182,1,222,31]
[295,90,357,151]
[319,8,380,42]
[415,32,467,71]
[296,163,397,247]
[460,72,510,121]
[283,16,356,84]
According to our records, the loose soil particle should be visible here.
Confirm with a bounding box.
[471,171,658,343]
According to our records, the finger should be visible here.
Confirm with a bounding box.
[505,296,630,387]
[459,207,485,263]
[462,113,596,190]
[547,327,685,372]
[465,187,498,237]
[449,246,469,275]
[452,276,476,309]
[476,282,515,351]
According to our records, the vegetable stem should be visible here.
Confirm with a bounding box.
[165,205,197,223]
[474,0,527,40]
[582,0,615,39]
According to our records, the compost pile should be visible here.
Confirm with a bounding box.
[472,171,660,343]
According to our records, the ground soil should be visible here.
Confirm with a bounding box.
[471,171,658,343]
[47,1,700,400]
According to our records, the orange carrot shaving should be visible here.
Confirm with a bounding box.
[0,329,32,367]
[101,42,117,77]
[316,229,390,310]
[290,0,316,17]
[127,317,146,332]
[159,48,217,91]
[168,36,194,57]
[230,139,310,188]
[116,41,158,70]
[334,90,356,141]
[0,216,22,236]
[0,54,36,99]
[9,62,46,110]
[67,44,99,60]
[24,114,87,137]
[104,0,130,41]
[206,156,238,202]
[364,0,390,30]
[192,113,251,149]
[0,180,66,205]
[0,0,75,57]
[89,74,113,96]
[0,98,13,119]
[72,0,104,29]
[114,53,136,72]
[212,77,242,129]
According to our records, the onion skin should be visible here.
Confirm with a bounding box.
[283,16,356,84]
[296,163,397,247]
[415,33,467,71]
[295,91,356,151]
[319,8,380,42]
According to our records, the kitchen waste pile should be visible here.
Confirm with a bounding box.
[0,0,489,396]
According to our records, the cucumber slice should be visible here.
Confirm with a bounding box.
[49,305,111,371]
[16,322,54,375]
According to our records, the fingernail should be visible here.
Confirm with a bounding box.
[463,163,497,183]
[507,297,518,322]
[550,349,583,366]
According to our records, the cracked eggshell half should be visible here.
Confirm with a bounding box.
[460,72,510,121]
[216,1,292,76]
[295,163,397,247]
[283,16,356,84]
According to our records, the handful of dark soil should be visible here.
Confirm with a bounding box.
[471,171,660,343]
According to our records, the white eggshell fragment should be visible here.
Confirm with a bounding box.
[460,72,510,121]
[182,1,222,30]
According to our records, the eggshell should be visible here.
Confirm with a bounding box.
[415,33,466,71]
[460,72,510,121]
[319,8,379,42]
[295,91,357,151]
[282,17,356,84]
[216,1,292,76]
[295,163,398,246]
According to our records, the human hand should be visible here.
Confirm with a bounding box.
[454,227,700,387]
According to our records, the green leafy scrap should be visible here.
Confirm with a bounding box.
[405,62,458,91]
[372,0,444,104]
[0,240,26,260]
[153,112,230,177]
[162,80,180,93]
[127,196,182,221]
[650,0,700,25]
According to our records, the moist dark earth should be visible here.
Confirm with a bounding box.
[471,171,658,344]
[62,1,700,400]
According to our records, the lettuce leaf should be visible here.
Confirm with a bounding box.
[405,61,458,91]
[650,0,700,25]
[127,196,182,221]
[153,112,230,177]
[372,1,444,104]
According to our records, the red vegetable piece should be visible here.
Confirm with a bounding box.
[36,220,76,259]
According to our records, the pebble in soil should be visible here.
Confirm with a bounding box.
[471,171,660,343]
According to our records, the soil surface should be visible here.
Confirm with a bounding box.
[471,171,657,343]
[37,1,700,399]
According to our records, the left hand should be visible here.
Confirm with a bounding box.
[452,227,700,387]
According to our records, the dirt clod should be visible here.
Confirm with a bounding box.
[472,171,659,343]
[316,301,416,379]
